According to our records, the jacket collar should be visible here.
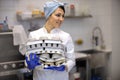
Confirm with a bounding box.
[43,26,60,33]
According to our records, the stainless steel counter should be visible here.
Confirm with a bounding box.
[75,49,112,80]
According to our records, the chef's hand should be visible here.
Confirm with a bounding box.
[25,53,41,70]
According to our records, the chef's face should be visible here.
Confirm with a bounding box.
[47,7,65,28]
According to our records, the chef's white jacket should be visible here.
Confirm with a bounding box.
[19,27,75,80]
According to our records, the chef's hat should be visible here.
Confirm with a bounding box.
[44,0,66,19]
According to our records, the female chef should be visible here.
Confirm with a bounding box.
[20,0,75,80]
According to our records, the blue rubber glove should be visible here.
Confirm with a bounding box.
[25,53,41,70]
[44,65,65,71]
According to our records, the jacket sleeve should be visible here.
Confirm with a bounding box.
[19,32,33,55]
[65,35,75,72]
[19,44,26,55]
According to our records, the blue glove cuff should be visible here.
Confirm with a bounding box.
[44,65,65,71]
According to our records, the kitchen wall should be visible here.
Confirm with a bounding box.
[111,0,120,79]
[0,0,112,51]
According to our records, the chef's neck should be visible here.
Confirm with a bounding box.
[45,23,54,33]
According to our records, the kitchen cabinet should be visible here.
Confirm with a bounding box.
[75,53,91,80]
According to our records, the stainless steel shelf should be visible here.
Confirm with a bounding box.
[16,14,92,21]
[0,32,13,35]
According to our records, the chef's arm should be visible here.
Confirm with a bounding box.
[65,35,75,72]
[19,32,33,55]
[19,44,26,55]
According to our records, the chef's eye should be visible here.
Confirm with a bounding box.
[55,14,64,18]
[55,14,60,17]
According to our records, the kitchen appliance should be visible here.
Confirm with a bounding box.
[0,32,25,80]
